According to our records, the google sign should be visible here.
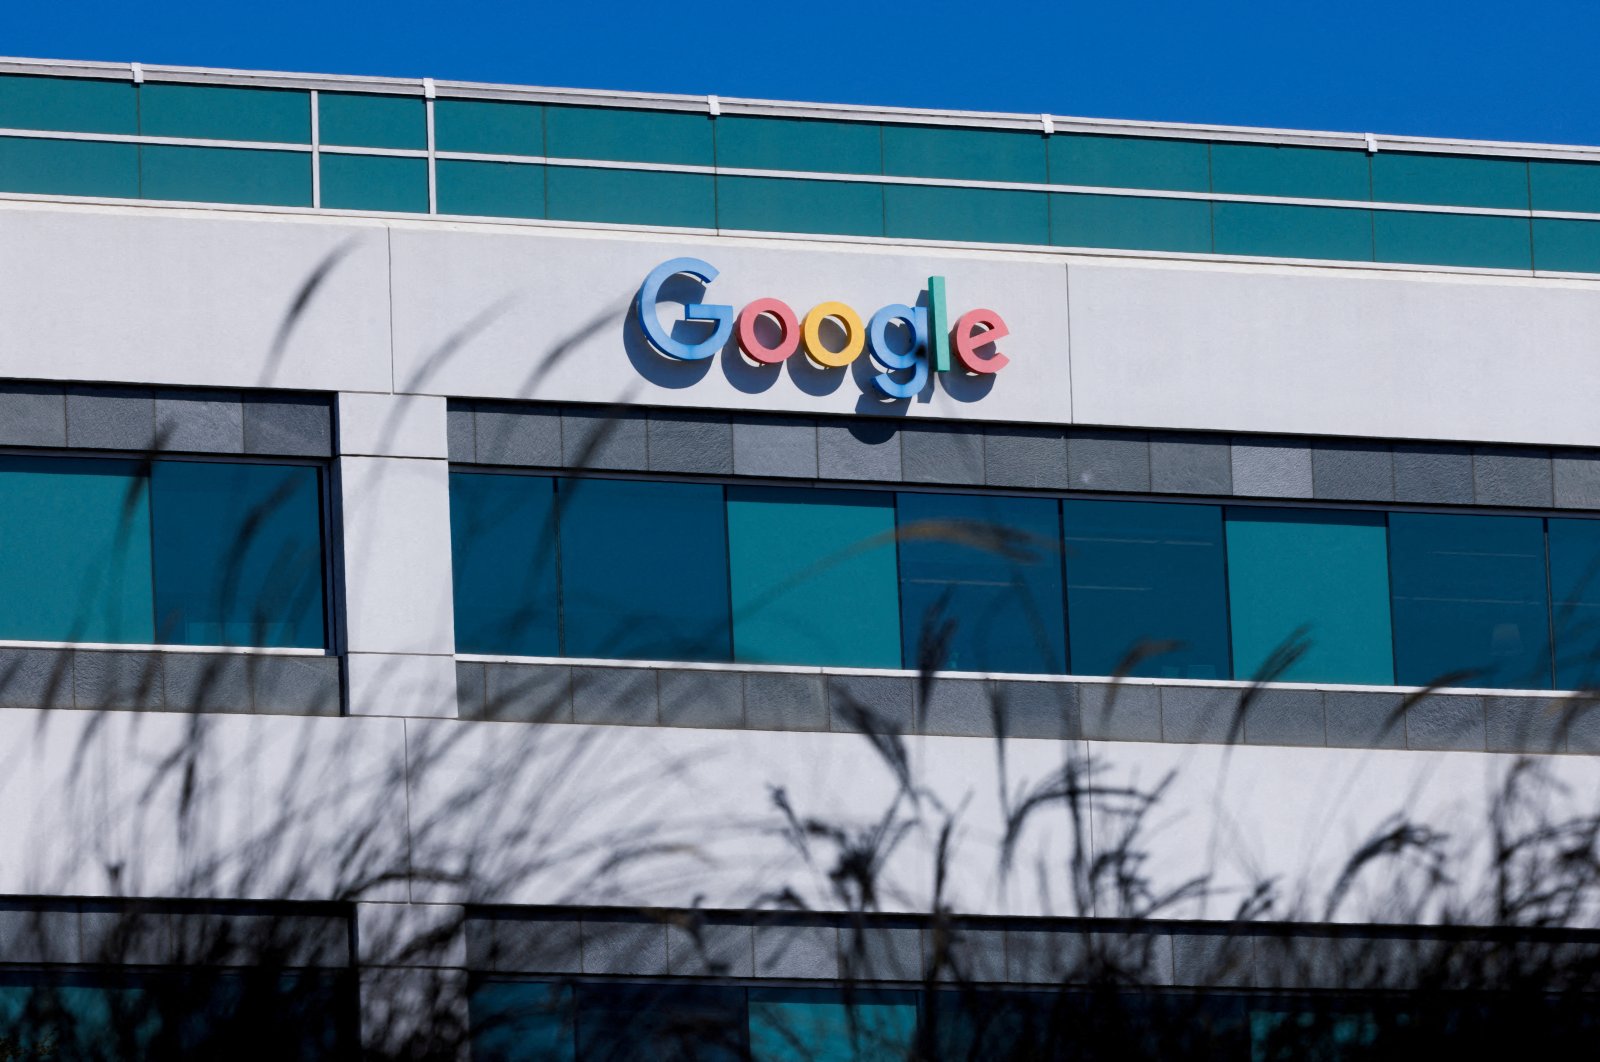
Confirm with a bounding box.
[635,257,1010,399]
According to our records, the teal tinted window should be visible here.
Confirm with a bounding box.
[1063,500,1229,679]
[717,176,883,237]
[1372,152,1529,209]
[883,185,1048,244]
[1548,518,1600,690]
[1051,193,1212,253]
[449,472,559,657]
[0,74,136,134]
[545,105,712,166]
[1533,218,1600,273]
[319,154,428,213]
[1530,160,1600,213]
[727,486,900,668]
[435,99,542,156]
[469,980,575,1062]
[1373,211,1532,269]
[897,492,1065,674]
[1212,202,1374,261]
[1210,144,1370,201]
[139,83,310,143]
[140,145,311,206]
[546,166,715,228]
[716,115,881,175]
[0,456,153,644]
[1225,508,1393,684]
[437,160,543,218]
[0,136,138,198]
[883,124,1045,183]
[557,478,731,661]
[150,461,325,649]
[1048,134,1210,192]
[748,987,918,1061]
[1389,512,1551,689]
[316,92,425,149]
[577,983,744,1061]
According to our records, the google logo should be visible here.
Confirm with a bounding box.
[635,257,1011,399]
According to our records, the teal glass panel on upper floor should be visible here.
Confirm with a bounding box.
[883,185,1049,244]
[139,83,310,143]
[0,74,137,134]
[1212,202,1374,261]
[727,485,900,668]
[748,987,919,1062]
[449,472,559,657]
[1372,210,1532,269]
[1225,507,1394,685]
[1530,160,1600,213]
[1051,192,1212,253]
[0,136,138,198]
[320,153,429,213]
[546,166,715,228]
[715,115,881,175]
[716,175,883,237]
[1048,134,1210,192]
[544,104,713,166]
[576,983,744,1062]
[316,92,426,149]
[1548,518,1600,690]
[468,981,575,1062]
[437,160,544,218]
[1371,152,1529,209]
[882,123,1046,183]
[140,145,312,206]
[1210,143,1370,201]
[434,99,542,156]
[1533,218,1600,273]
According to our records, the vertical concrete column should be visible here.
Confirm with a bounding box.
[356,901,470,1060]
[337,392,459,717]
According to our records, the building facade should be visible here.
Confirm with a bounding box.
[1,55,1600,1057]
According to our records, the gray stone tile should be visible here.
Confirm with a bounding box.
[582,918,668,975]
[925,926,1006,983]
[445,403,475,463]
[1067,430,1150,492]
[1553,450,1600,510]
[744,671,827,731]
[79,906,177,965]
[249,655,342,716]
[1149,432,1231,495]
[842,925,922,981]
[753,924,838,979]
[1406,693,1486,751]
[658,669,744,729]
[175,911,349,967]
[1160,685,1240,743]
[470,916,581,974]
[984,426,1069,489]
[66,386,155,450]
[818,419,901,482]
[1079,682,1162,743]
[1485,695,1566,754]
[733,415,818,478]
[0,905,78,963]
[0,646,73,709]
[647,410,733,475]
[901,423,983,485]
[828,674,915,733]
[1231,437,1313,498]
[163,652,252,714]
[1474,446,1553,508]
[474,404,561,466]
[1093,931,1173,986]
[1324,690,1407,749]
[993,680,1078,740]
[154,390,245,453]
[1170,931,1254,987]
[482,663,571,723]
[1567,698,1600,754]
[666,919,753,977]
[572,666,657,726]
[1392,442,1474,505]
[242,392,332,457]
[73,650,163,710]
[455,661,485,718]
[561,406,648,470]
[918,678,995,737]
[0,383,66,447]
[1242,689,1326,747]
[1007,929,1087,984]
[1312,440,1394,501]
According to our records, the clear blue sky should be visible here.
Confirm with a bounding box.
[8,0,1596,146]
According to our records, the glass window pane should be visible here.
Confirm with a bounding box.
[1048,134,1210,192]
[0,456,154,643]
[1063,500,1229,679]
[1389,512,1551,689]
[319,154,429,213]
[316,92,425,149]
[1212,202,1374,261]
[882,124,1046,183]
[1530,160,1600,213]
[1373,211,1532,270]
[1533,218,1600,273]
[897,492,1065,674]
[1210,143,1370,201]
[546,166,715,228]
[437,160,544,219]
[716,176,883,237]
[1225,508,1394,684]
[469,980,574,1062]
[0,136,138,197]
[449,472,558,657]
[557,478,731,662]
[545,105,712,166]
[435,99,542,156]
[716,116,880,175]
[1548,518,1600,690]
[1372,152,1529,209]
[748,987,918,1062]
[140,145,312,207]
[150,461,325,649]
[140,84,310,143]
[0,74,137,134]
[576,983,745,1061]
[727,486,900,668]
[1051,193,1212,253]
[883,185,1048,245]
